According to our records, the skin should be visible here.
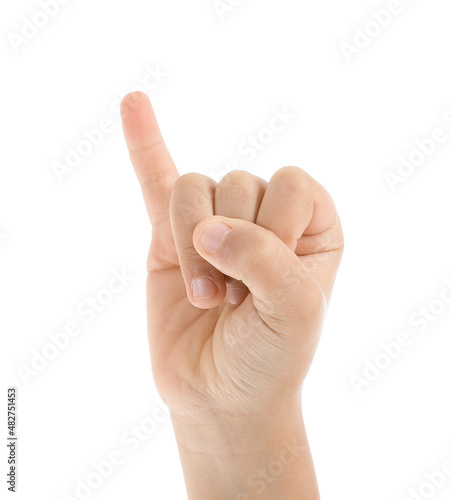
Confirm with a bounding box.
[120,91,344,499]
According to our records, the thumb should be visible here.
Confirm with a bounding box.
[193,216,325,327]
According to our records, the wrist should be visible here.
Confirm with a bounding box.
[170,399,320,500]
[171,402,304,458]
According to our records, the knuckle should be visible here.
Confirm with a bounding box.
[171,173,215,216]
[220,170,254,185]
[249,228,274,263]
[173,172,213,192]
[216,170,262,196]
[251,225,271,247]
[272,166,311,191]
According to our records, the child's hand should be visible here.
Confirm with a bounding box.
[121,91,343,499]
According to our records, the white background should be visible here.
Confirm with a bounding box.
[2,1,451,499]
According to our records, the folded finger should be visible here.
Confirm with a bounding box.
[170,173,227,308]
